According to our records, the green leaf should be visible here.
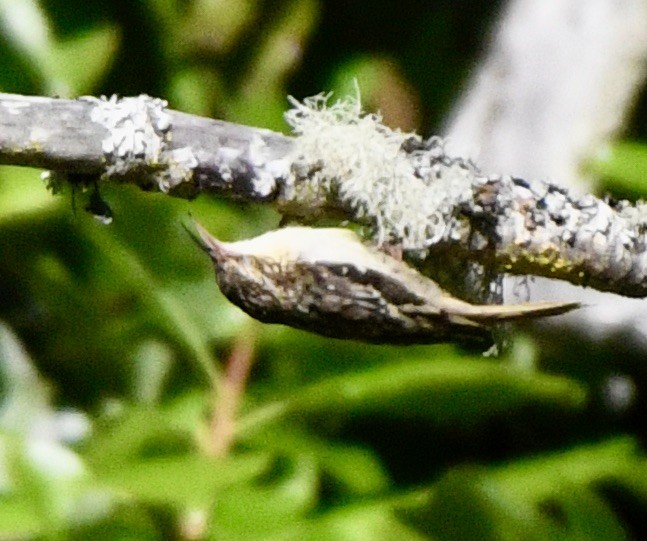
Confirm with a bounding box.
[241,358,586,431]
[402,439,640,541]
[69,504,160,541]
[98,452,271,508]
[84,394,212,470]
[402,471,628,541]
[243,425,390,497]
[540,486,628,541]
[403,468,546,541]
[209,455,319,540]
[490,437,640,500]
[268,500,429,541]
[84,219,221,384]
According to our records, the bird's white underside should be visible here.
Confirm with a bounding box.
[224,226,394,273]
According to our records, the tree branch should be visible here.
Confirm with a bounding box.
[0,92,645,298]
[0,92,293,198]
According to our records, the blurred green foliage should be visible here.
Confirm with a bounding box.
[0,0,646,539]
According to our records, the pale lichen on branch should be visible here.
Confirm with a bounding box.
[281,92,476,250]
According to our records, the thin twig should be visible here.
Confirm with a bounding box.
[208,327,257,457]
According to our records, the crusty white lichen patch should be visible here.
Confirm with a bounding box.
[86,95,170,171]
[84,94,197,193]
[284,92,476,250]
[245,133,287,198]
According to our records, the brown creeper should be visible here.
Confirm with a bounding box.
[189,221,580,345]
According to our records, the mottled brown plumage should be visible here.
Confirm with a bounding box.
[189,221,580,345]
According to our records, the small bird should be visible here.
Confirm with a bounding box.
[188,221,580,345]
